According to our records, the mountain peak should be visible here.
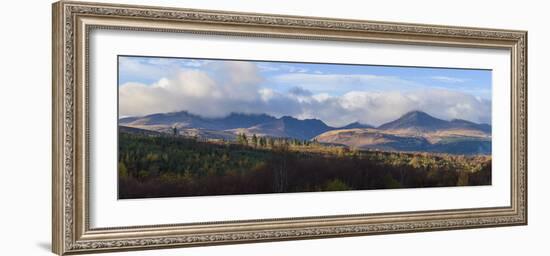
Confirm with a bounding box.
[401,110,431,118]
[281,115,297,121]
[379,110,447,131]
[378,111,491,133]
[226,112,270,118]
[281,116,324,123]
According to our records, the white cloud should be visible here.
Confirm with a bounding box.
[182,60,208,67]
[329,89,491,126]
[430,76,468,83]
[119,57,168,80]
[257,64,280,72]
[120,62,491,127]
[272,73,424,95]
[120,61,266,118]
[276,73,381,84]
[119,57,185,84]
[288,86,313,96]
[280,65,309,73]
[119,57,212,83]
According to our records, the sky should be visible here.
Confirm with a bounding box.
[118,56,492,127]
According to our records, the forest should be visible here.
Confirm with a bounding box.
[118,132,491,199]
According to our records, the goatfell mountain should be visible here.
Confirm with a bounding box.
[378,110,451,131]
[315,111,491,155]
[378,111,490,133]
[120,110,491,155]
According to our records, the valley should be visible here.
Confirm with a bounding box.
[120,110,492,155]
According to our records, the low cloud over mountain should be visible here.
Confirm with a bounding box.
[119,60,492,127]
[120,110,491,155]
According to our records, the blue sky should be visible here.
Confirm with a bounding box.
[118,56,492,126]
[119,56,491,100]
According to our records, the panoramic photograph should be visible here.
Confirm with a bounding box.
[117,56,492,199]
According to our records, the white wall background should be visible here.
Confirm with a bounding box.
[0,0,547,255]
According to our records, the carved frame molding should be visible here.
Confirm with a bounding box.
[52,1,527,255]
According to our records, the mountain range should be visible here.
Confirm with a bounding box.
[378,111,491,133]
[119,110,491,155]
[120,111,335,140]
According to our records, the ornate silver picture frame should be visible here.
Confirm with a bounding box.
[52,1,527,255]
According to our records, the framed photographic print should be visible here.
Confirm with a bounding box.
[52,1,527,255]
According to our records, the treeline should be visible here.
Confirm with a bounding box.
[235,133,316,148]
[118,133,491,199]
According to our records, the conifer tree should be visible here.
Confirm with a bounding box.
[252,134,258,148]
